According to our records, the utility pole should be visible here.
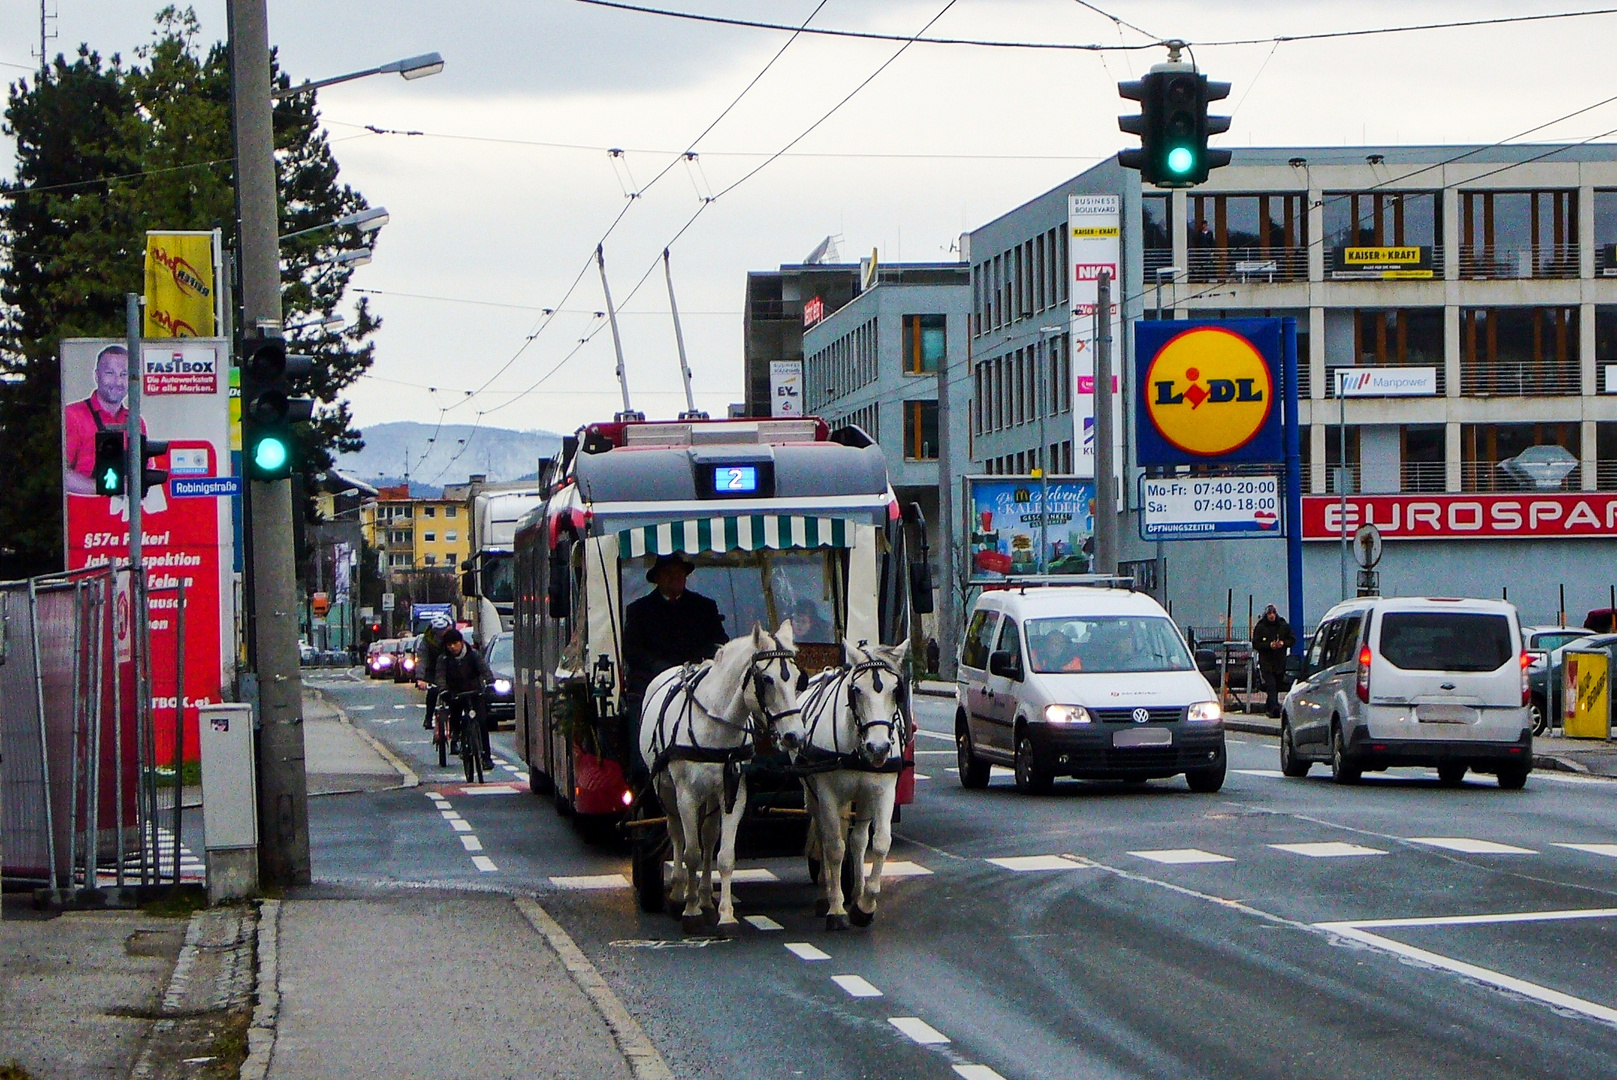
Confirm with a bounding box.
[1094,271,1118,574]
[229,0,310,887]
[935,324,956,680]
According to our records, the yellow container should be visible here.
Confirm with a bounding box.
[1562,648,1611,740]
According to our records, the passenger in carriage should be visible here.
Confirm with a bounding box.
[788,597,833,643]
[623,554,730,701]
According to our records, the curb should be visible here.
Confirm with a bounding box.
[513,895,674,1080]
[307,686,420,789]
[1223,716,1280,737]
[240,899,281,1080]
[129,908,209,1079]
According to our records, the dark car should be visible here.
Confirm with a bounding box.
[367,640,398,679]
[483,632,515,727]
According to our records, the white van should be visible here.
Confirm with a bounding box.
[1280,596,1532,788]
[955,583,1225,794]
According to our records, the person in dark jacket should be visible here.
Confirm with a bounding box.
[416,612,452,729]
[435,628,493,768]
[1251,604,1296,719]
[622,554,729,701]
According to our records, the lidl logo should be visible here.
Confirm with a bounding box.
[1135,319,1287,467]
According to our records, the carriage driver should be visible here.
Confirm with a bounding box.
[622,554,729,702]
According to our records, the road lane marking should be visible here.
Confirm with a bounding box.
[1128,848,1234,865]
[785,942,830,961]
[915,749,955,755]
[472,855,499,872]
[743,915,783,931]
[1408,837,1537,855]
[449,820,473,833]
[349,705,376,711]
[988,855,1090,872]
[1316,909,1617,1026]
[888,1017,949,1045]
[832,974,883,998]
[459,835,483,852]
[458,784,519,795]
[954,1068,1008,1080]
[1270,842,1388,858]
[551,874,630,890]
[1556,843,1617,858]
[665,865,777,882]
[875,861,932,878]
[915,730,954,741]
[393,704,408,709]
[439,810,462,820]
[1234,769,1285,778]
[914,772,931,780]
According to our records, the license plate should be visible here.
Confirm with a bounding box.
[1416,704,1477,725]
[1113,728,1172,748]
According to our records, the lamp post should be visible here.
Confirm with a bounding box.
[1153,265,1181,322]
[1037,325,1063,573]
[277,54,444,98]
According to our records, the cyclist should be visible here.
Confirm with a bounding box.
[434,628,494,770]
[415,612,453,730]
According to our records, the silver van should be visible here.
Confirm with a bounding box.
[955,584,1226,794]
[1280,597,1532,788]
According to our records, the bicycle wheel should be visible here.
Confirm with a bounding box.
[462,708,484,784]
[435,709,448,768]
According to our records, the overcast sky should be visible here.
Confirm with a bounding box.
[5,1,1616,465]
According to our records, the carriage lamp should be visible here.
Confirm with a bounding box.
[1187,700,1223,722]
[1044,704,1092,724]
[492,678,512,694]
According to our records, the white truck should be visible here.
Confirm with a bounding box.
[461,488,545,647]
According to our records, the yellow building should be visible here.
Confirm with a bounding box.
[358,487,471,579]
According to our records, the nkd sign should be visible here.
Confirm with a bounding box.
[1135,317,1286,467]
[1302,493,1617,540]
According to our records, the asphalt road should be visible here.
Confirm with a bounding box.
[304,668,1617,1080]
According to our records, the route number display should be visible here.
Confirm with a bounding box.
[1141,475,1282,540]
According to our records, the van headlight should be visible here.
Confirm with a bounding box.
[1043,704,1091,724]
[1187,700,1223,723]
[492,678,512,695]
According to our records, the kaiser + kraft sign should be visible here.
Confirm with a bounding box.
[1135,318,1285,467]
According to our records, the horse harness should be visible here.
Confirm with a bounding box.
[796,658,911,776]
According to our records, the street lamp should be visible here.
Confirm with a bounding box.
[277,53,445,98]
[281,206,390,241]
[1153,266,1181,321]
[1037,324,1064,574]
[326,249,373,268]
[286,313,345,332]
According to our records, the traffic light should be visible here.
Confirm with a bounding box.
[91,430,170,497]
[239,332,314,481]
[1118,58,1231,187]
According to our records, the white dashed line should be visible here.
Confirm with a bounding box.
[954,1067,1008,1080]
[743,915,783,931]
[1270,842,1387,858]
[888,1017,950,1045]
[785,942,830,961]
[831,974,883,998]
[913,772,931,780]
[440,810,462,821]
[1408,837,1537,855]
[449,820,473,833]
[915,730,954,741]
[393,704,408,710]
[471,855,498,872]
[459,835,484,852]
[875,861,933,878]
[551,874,630,890]
[988,855,1088,872]
[1557,843,1617,858]
[1234,769,1285,778]
[1128,848,1234,865]
[458,784,519,795]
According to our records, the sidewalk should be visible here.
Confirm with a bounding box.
[303,688,416,795]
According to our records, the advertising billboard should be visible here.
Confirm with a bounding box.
[1335,366,1438,397]
[61,338,235,764]
[965,475,1094,582]
[769,360,803,417]
[1135,318,1285,467]
[1141,474,1281,539]
[1067,195,1123,479]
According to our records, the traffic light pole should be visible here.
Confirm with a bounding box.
[229,0,310,887]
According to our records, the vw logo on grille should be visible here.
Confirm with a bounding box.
[1131,707,1151,724]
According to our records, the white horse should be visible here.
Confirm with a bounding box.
[638,622,804,933]
[800,638,909,931]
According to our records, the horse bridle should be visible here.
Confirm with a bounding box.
[846,657,906,750]
[747,646,802,728]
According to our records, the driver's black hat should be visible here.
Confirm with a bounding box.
[647,553,697,583]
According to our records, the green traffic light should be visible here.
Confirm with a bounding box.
[252,436,290,474]
[102,468,120,489]
[1166,146,1195,175]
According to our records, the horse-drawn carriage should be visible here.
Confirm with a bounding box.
[511,416,933,927]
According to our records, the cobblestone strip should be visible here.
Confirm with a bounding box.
[130,905,258,1079]
[239,899,281,1080]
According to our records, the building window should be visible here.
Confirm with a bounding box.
[1460,190,1578,278]
[904,400,939,461]
[423,506,436,518]
[1462,423,1581,491]
[1142,193,1173,275]
[1187,192,1308,281]
[1324,191,1442,277]
[425,554,437,566]
[446,531,457,542]
[903,314,946,373]
[1595,306,1617,393]
[446,506,457,518]
[1402,425,1446,493]
[423,531,436,542]
[1460,307,1579,395]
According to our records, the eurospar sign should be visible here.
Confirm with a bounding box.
[1302,493,1617,540]
[1135,318,1284,466]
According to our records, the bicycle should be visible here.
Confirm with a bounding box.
[450,690,486,784]
[432,693,452,768]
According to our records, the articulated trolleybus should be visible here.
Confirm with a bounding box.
[511,416,931,835]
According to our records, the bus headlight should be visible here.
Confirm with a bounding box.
[1187,700,1223,723]
[1043,704,1091,724]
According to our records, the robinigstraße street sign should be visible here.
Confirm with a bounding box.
[1140,474,1281,539]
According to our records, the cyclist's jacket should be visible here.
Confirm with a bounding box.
[415,627,446,683]
[435,646,491,695]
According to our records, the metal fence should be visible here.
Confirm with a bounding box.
[1,567,193,898]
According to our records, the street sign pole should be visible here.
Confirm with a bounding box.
[230,0,310,887]
[1094,272,1117,574]
[1283,318,1305,653]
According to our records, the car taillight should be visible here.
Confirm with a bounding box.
[1520,651,1532,706]
[1356,645,1372,703]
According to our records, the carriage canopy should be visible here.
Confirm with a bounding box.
[615,515,859,559]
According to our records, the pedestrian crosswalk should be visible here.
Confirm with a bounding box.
[97,827,205,883]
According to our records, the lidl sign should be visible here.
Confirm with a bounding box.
[1135,318,1285,466]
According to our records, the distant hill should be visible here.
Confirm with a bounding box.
[338,421,562,486]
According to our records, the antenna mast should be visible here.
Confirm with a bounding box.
[662,249,706,420]
[596,245,643,422]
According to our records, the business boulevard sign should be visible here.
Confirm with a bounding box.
[1302,493,1617,540]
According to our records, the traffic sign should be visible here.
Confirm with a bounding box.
[1353,524,1383,568]
[171,476,243,498]
[1140,474,1281,540]
[381,592,395,612]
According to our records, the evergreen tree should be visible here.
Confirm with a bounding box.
[0,6,379,574]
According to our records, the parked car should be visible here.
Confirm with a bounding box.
[1280,596,1532,788]
[299,640,318,665]
[955,583,1226,794]
[1523,626,1593,733]
[482,632,515,726]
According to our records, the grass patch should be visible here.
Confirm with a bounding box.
[199,1006,252,1080]
[0,1062,38,1080]
[140,887,208,918]
[148,760,202,786]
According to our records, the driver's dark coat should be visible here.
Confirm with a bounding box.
[623,588,728,697]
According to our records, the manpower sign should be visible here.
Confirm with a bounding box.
[1302,493,1617,540]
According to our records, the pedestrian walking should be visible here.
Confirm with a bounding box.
[1251,604,1295,719]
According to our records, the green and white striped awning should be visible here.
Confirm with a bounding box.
[617,515,856,558]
